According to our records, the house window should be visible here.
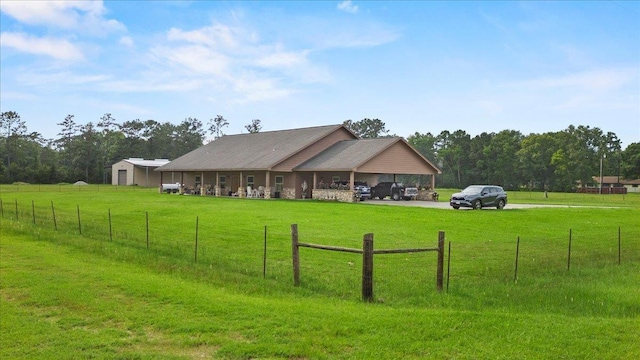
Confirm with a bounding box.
[247,175,254,188]
[219,175,226,189]
[275,175,284,192]
[195,175,201,186]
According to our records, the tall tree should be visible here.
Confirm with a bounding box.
[97,113,123,182]
[0,111,28,182]
[208,115,229,140]
[621,142,640,179]
[56,114,79,181]
[172,118,205,158]
[76,122,100,182]
[245,119,262,133]
[436,130,471,187]
[343,118,389,138]
[517,132,558,190]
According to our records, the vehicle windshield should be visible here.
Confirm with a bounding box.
[461,186,484,194]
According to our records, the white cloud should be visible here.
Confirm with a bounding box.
[337,1,359,14]
[167,24,238,48]
[0,0,125,35]
[254,49,309,68]
[514,68,638,93]
[0,32,84,60]
[119,36,134,48]
[151,44,230,76]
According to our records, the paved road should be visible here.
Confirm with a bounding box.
[361,199,568,210]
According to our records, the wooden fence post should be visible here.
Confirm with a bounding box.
[32,200,35,224]
[437,231,444,292]
[362,233,374,302]
[291,224,300,287]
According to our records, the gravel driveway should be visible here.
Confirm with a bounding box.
[361,199,567,210]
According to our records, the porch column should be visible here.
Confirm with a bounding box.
[350,171,355,188]
[200,171,205,196]
[159,172,164,193]
[265,171,271,199]
[180,172,184,194]
[240,171,244,197]
[215,172,220,197]
[431,174,436,190]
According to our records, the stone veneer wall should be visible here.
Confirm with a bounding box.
[416,190,439,201]
[312,189,356,202]
[282,188,296,199]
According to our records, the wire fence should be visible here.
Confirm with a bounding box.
[2,196,638,303]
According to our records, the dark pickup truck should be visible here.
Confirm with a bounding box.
[370,182,406,201]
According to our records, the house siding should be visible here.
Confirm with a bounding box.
[356,142,438,174]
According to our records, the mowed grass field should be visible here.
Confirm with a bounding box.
[1,185,639,359]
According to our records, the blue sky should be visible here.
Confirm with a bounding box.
[1,1,639,148]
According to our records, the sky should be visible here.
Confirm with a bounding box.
[1,0,639,148]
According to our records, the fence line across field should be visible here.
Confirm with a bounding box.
[1,197,636,303]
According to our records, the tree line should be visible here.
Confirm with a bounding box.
[1,111,638,191]
[344,118,639,191]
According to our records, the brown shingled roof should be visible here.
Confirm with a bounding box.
[294,138,399,171]
[156,124,346,172]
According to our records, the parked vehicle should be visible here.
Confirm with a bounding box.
[370,182,405,201]
[354,181,371,201]
[403,186,419,201]
[450,185,507,210]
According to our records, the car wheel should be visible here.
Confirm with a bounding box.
[496,199,505,209]
[473,200,482,210]
[452,206,460,210]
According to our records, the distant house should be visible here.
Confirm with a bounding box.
[111,158,170,187]
[591,176,640,194]
[155,124,441,200]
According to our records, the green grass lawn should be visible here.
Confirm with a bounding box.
[1,185,639,359]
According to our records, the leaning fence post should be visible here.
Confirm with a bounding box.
[567,228,572,271]
[51,201,57,231]
[32,200,36,224]
[514,236,520,283]
[362,233,374,302]
[77,205,82,235]
[437,231,444,292]
[291,224,300,287]
[15,199,18,221]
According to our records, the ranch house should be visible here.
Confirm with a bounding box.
[155,124,441,201]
